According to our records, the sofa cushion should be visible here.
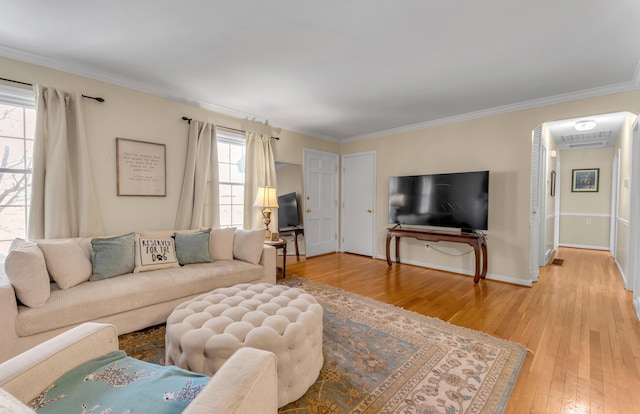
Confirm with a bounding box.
[37,239,92,289]
[133,234,180,273]
[175,229,213,265]
[233,229,265,265]
[4,239,50,308]
[90,233,135,281]
[16,261,265,337]
[207,227,236,261]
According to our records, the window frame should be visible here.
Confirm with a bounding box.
[217,129,246,229]
[0,84,36,263]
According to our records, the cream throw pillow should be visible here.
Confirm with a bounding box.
[202,227,236,261]
[133,234,180,273]
[233,229,265,264]
[4,239,50,308]
[37,239,93,289]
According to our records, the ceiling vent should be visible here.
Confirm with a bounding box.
[568,141,607,149]
[560,130,612,143]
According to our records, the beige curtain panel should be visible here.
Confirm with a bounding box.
[28,85,104,239]
[243,132,277,230]
[175,120,220,230]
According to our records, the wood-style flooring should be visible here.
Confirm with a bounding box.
[284,247,640,414]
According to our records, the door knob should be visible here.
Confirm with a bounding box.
[367,209,373,213]
[306,208,311,213]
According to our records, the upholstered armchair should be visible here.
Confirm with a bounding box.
[0,323,278,414]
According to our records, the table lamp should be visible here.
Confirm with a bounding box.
[253,186,279,239]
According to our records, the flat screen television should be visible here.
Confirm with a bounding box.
[277,192,300,229]
[388,170,489,232]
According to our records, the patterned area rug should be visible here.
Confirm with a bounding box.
[119,277,526,413]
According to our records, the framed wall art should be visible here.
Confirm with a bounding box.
[116,138,166,196]
[571,168,599,193]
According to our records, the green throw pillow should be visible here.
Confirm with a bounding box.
[174,229,213,265]
[90,233,135,281]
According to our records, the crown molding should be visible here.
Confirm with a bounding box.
[342,80,640,143]
[0,44,340,143]
[2,44,637,145]
[194,99,340,142]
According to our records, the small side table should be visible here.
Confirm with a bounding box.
[279,226,304,257]
[265,238,287,278]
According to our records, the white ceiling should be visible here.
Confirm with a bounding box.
[1,1,639,141]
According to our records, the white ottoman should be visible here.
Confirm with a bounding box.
[165,283,323,407]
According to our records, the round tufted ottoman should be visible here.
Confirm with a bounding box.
[165,283,323,407]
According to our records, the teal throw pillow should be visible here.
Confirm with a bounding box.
[90,233,135,281]
[174,229,213,265]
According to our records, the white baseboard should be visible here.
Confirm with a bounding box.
[374,254,532,287]
[558,243,610,251]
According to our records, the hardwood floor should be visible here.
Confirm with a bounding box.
[285,248,640,414]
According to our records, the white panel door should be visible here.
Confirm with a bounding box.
[530,125,542,282]
[342,151,376,257]
[304,149,338,257]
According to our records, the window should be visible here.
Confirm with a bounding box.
[0,85,35,264]
[217,130,245,228]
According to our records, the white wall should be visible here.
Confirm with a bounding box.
[340,92,640,285]
[558,147,614,250]
[0,56,338,235]
[3,54,640,286]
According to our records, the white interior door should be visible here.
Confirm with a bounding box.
[530,125,543,282]
[341,151,376,257]
[303,149,338,257]
[628,118,639,306]
[610,148,620,257]
[539,143,548,265]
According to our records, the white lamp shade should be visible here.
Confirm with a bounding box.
[253,187,279,208]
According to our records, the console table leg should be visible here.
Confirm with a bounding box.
[386,233,393,266]
[293,232,300,257]
[480,239,488,279]
[473,245,481,284]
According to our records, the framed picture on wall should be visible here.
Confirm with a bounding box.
[571,168,599,192]
[116,138,166,196]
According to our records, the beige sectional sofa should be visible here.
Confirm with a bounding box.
[0,323,278,413]
[0,228,276,363]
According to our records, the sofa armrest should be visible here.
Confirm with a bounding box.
[0,274,20,362]
[184,347,278,414]
[0,323,119,404]
[260,245,277,284]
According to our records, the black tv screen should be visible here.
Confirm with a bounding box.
[388,171,489,232]
[278,192,300,229]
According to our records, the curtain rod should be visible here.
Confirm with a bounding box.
[181,116,279,140]
[0,77,105,102]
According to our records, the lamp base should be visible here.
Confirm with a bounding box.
[262,208,272,240]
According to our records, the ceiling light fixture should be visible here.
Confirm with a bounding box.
[575,119,596,131]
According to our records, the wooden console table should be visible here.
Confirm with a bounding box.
[278,226,304,257]
[386,227,488,283]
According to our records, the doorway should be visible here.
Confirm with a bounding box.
[531,112,638,288]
